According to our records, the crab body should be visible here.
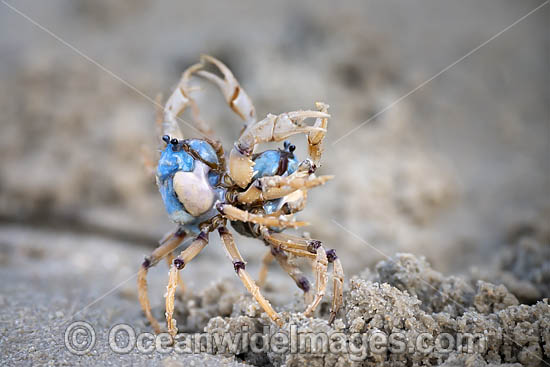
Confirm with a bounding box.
[157,137,302,235]
[156,139,225,234]
[252,148,300,179]
[138,55,344,336]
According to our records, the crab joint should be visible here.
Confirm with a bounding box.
[197,231,208,242]
[173,258,185,270]
[215,203,225,215]
[270,245,284,256]
[233,260,246,273]
[142,257,151,269]
[281,203,292,215]
[326,249,338,263]
[307,240,322,253]
[253,179,263,190]
[297,276,311,293]
[217,226,230,236]
[235,142,253,156]
[299,159,317,174]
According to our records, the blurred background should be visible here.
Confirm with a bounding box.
[0,0,548,362]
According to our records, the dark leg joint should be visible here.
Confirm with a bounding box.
[175,227,186,237]
[270,245,284,256]
[296,276,311,293]
[253,179,263,190]
[215,203,225,215]
[197,231,208,242]
[225,190,238,204]
[235,142,252,156]
[281,203,291,215]
[233,260,246,273]
[300,159,316,174]
[142,257,151,269]
[307,240,322,253]
[217,226,230,235]
[173,258,185,270]
[326,249,338,263]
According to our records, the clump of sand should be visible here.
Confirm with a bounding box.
[171,252,549,366]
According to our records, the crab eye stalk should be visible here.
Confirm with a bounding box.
[170,138,179,145]
[162,135,171,144]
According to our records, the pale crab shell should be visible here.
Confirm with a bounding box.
[173,160,215,217]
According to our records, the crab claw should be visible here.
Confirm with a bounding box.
[163,63,214,138]
[273,112,328,141]
[197,54,256,124]
[229,146,255,188]
[238,111,328,151]
[228,110,330,188]
[308,102,329,164]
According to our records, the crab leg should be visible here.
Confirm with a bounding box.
[261,229,343,322]
[141,94,165,178]
[138,228,187,334]
[165,232,209,337]
[250,189,310,220]
[260,228,315,252]
[216,203,308,228]
[260,229,326,316]
[271,189,309,216]
[163,63,213,139]
[218,227,283,327]
[236,171,333,205]
[197,54,256,126]
[265,243,315,305]
[164,252,187,294]
[308,102,329,165]
[204,137,227,171]
[305,247,329,316]
[229,109,329,188]
[240,110,329,153]
[257,249,274,287]
[325,249,344,324]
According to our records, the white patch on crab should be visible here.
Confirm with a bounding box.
[173,161,215,217]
